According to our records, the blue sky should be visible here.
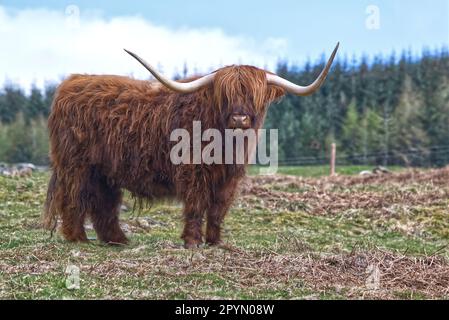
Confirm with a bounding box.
[2,0,448,57]
[0,0,448,88]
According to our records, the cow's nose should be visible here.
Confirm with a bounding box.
[232,115,249,123]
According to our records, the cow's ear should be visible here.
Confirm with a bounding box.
[266,85,286,103]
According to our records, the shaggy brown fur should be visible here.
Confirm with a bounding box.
[43,65,285,247]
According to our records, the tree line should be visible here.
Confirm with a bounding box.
[0,84,55,165]
[265,47,449,167]
[1,47,449,166]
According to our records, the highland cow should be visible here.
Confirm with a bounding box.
[43,43,339,248]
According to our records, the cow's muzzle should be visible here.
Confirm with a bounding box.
[228,114,252,129]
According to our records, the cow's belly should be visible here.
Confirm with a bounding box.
[122,175,176,200]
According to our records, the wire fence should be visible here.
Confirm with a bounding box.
[277,145,449,167]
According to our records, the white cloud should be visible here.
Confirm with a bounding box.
[0,6,288,90]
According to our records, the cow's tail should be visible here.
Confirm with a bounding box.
[42,171,58,236]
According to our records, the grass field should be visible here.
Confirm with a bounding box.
[1,166,448,299]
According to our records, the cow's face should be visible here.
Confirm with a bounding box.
[212,66,285,130]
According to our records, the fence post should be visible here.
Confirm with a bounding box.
[330,143,336,176]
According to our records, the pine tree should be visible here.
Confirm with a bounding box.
[390,76,429,166]
[0,83,26,123]
[361,108,384,164]
[43,83,57,117]
[341,101,363,161]
[26,85,45,121]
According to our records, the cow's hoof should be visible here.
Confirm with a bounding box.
[184,242,203,249]
[107,241,128,246]
[104,236,129,246]
[63,233,89,243]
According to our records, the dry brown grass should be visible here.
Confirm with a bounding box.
[241,167,449,216]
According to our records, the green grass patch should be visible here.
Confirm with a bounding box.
[249,165,403,177]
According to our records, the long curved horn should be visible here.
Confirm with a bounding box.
[124,49,215,93]
[266,43,339,96]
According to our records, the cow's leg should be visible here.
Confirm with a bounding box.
[206,178,239,246]
[88,172,128,245]
[60,206,88,243]
[181,201,206,249]
[57,169,89,242]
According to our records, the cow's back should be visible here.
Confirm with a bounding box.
[48,74,174,191]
